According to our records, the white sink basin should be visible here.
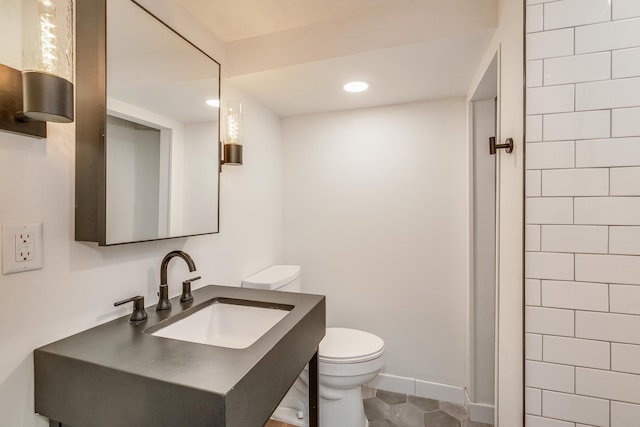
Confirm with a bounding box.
[151,299,291,349]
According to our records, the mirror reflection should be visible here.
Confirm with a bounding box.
[105,0,220,244]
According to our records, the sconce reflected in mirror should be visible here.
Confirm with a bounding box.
[0,0,74,139]
[220,101,243,166]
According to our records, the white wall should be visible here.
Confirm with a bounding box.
[183,121,220,236]
[0,2,282,424]
[282,99,469,388]
[525,0,640,425]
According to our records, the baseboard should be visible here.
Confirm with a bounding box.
[368,373,414,395]
[416,379,466,404]
[468,402,495,424]
[368,373,466,404]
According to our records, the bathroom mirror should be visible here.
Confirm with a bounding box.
[75,0,221,246]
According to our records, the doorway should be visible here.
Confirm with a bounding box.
[468,53,498,425]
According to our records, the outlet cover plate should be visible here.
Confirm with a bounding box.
[2,223,43,274]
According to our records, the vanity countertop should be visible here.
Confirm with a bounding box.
[34,285,325,427]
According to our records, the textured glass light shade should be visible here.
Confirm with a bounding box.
[21,0,74,122]
[221,101,243,146]
[221,101,243,165]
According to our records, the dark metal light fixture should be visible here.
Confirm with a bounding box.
[220,101,243,166]
[0,0,74,139]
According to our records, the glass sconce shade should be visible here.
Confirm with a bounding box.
[221,101,243,145]
[21,0,74,122]
[221,101,243,165]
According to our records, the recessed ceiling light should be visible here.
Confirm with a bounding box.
[343,81,369,93]
[206,99,220,107]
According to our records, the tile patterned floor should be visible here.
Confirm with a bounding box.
[265,387,493,427]
[362,387,493,427]
[264,420,296,427]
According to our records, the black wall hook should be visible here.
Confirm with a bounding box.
[489,137,514,155]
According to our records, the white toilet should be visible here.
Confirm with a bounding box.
[242,265,385,427]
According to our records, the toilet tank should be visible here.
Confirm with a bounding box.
[242,265,302,292]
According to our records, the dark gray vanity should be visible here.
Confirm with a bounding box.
[34,286,325,426]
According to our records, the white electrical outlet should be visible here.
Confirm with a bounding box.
[2,223,43,274]
[15,232,34,262]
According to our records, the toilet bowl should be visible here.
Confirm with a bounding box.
[242,266,385,427]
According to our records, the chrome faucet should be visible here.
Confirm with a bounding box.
[156,250,197,311]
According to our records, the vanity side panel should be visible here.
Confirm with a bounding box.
[75,0,106,244]
[226,296,326,427]
[34,350,225,426]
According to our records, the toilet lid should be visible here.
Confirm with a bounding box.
[319,328,385,364]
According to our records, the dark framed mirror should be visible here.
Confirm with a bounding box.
[75,0,221,246]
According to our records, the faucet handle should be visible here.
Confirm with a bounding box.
[156,285,172,311]
[180,276,201,303]
[114,295,148,323]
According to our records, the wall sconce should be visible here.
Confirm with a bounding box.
[0,0,74,139]
[220,101,243,166]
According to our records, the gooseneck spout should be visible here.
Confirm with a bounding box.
[156,251,197,311]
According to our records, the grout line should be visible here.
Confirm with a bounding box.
[610,49,613,80]
[609,333,612,371]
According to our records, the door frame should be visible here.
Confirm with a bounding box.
[466,0,525,423]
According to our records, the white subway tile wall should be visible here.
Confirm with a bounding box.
[526,170,542,197]
[542,391,610,427]
[543,335,610,369]
[526,115,543,142]
[575,137,640,168]
[613,0,640,20]
[609,285,640,315]
[527,60,543,87]
[611,401,640,427]
[540,225,608,253]
[526,306,575,336]
[526,1,640,425]
[526,197,574,224]
[525,415,574,427]
[527,29,574,60]
[525,361,575,393]
[526,279,542,306]
[526,333,543,360]
[611,342,640,374]
[541,280,609,311]
[525,387,542,415]
[541,169,609,197]
[576,368,640,404]
[612,107,640,137]
[544,52,611,85]
[543,0,611,31]
[575,18,640,54]
[526,225,542,251]
[610,226,640,255]
[610,167,640,196]
[526,141,574,169]
[612,47,640,78]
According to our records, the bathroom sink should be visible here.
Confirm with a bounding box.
[148,298,292,349]
[34,285,325,427]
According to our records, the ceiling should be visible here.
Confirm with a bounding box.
[174,0,499,117]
